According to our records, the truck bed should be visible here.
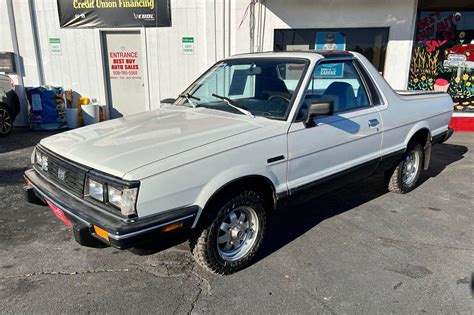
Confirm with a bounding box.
[396,90,449,102]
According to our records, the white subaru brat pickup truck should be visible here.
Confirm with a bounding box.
[24,51,453,274]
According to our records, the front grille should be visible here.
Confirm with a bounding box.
[35,148,87,197]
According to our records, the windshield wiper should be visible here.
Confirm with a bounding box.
[211,93,254,118]
[178,92,200,108]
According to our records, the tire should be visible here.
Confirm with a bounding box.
[0,104,13,137]
[387,142,423,194]
[190,190,267,275]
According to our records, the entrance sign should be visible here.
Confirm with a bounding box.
[57,0,171,28]
[103,32,146,118]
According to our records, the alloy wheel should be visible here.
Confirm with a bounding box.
[402,150,420,186]
[0,108,12,135]
[216,206,259,262]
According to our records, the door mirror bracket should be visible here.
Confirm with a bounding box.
[304,100,334,128]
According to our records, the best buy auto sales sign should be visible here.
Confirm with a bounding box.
[57,0,171,28]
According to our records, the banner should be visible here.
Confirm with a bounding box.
[57,0,171,28]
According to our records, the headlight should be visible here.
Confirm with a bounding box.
[31,147,36,164]
[87,178,104,202]
[35,149,42,165]
[86,176,138,217]
[41,155,48,171]
[108,185,122,207]
[108,185,138,217]
[34,149,48,171]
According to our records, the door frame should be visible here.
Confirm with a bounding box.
[99,28,151,119]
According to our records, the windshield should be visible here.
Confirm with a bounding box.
[178,58,308,120]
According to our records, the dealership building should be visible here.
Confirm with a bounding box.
[1,0,473,129]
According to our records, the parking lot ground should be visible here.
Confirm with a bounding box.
[0,129,473,313]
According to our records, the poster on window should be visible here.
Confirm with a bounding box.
[409,11,474,112]
[314,63,344,78]
[57,0,171,28]
[315,32,346,51]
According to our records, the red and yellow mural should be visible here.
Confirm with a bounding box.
[409,11,474,112]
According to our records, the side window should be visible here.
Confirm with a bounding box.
[302,60,370,114]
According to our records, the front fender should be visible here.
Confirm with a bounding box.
[190,165,284,228]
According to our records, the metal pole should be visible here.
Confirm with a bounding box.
[28,0,45,85]
[6,0,28,125]
[223,0,226,57]
[228,0,231,57]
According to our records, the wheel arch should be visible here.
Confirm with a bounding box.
[0,101,10,110]
[192,174,278,228]
[404,125,432,170]
[404,121,430,145]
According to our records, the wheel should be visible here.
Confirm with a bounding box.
[387,142,423,194]
[190,190,267,275]
[0,105,13,137]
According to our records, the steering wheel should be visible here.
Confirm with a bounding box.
[268,94,291,104]
[264,94,291,117]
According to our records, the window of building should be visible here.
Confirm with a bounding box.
[409,10,474,112]
[273,28,389,73]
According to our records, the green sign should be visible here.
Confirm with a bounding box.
[182,37,194,55]
[49,37,62,55]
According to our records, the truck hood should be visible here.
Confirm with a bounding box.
[40,107,264,178]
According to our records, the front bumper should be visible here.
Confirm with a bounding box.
[23,169,198,249]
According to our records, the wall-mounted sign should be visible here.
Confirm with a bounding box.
[182,37,194,55]
[57,0,171,28]
[49,38,62,55]
[109,51,141,80]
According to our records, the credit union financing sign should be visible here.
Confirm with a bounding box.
[57,0,171,28]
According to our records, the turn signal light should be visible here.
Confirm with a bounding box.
[93,225,109,241]
[162,222,183,232]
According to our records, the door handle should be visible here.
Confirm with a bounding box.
[368,119,379,128]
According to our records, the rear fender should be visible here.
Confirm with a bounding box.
[404,122,431,170]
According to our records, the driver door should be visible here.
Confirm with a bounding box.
[287,60,382,199]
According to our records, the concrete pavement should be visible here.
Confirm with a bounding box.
[0,129,473,313]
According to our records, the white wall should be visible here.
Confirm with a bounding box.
[145,0,222,110]
[1,0,417,126]
[232,0,418,90]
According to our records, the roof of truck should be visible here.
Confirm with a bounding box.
[227,50,354,61]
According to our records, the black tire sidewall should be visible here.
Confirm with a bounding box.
[203,191,267,273]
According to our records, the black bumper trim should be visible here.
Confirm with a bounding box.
[24,169,198,248]
[432,127,454,145]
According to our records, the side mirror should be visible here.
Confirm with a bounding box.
[161,98,176,104]
[304,100,334,128]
